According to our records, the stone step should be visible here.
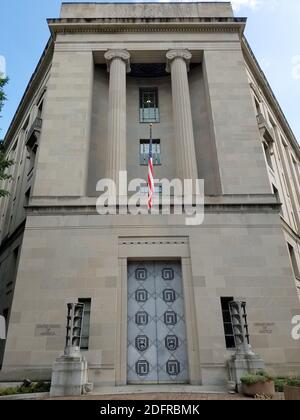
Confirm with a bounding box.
[92,385,227,396]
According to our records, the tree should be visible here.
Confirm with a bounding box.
[0,77,13,197]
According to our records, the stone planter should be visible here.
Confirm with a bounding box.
[284,385,300,400]
[241,381,275,398]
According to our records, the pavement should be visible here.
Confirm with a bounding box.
[46,392,284,400]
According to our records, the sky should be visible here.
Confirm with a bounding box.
[0,0,299,141]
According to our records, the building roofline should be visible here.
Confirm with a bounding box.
[60,2,235,19]
[61,2,232,4]
[47,17,246,38]
[2,39,54,150]
[242,36,299,156]
[3,17,298,160]
[3,16,244,150]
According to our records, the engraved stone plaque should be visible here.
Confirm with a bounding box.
[254,322,275,334]
[35,324,61,337]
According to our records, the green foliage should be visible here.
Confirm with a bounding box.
[0,145,14,197]
[240,371,274,385]
[275,377,288,392]
[259,371,274,380]
[272,377,300,391]
[0,77,8,114]
[241,373,300,389]
[0,387,19,396]
[0,77,14,197]
[0,381,50,396]
[286,377,300,388]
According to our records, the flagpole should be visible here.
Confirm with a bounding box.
[149,122,153,149]
[147,95,154,211]
[147,97,153,149]
[148,122,154,211]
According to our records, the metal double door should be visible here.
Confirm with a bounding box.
[127,261,188,384]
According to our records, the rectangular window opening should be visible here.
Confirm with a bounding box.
[272,185,283,216]
[37,100,44,118]
[254,98,260,115]
[220,297,236,349]
[139,183,162,195]
[78,298,91,350]
[140,139,161,166]
[288,243,300,280]
[23,116,30,131]
[139,88,159,123]
[263,141,273,170]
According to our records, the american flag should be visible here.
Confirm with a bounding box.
[147,124,154,210]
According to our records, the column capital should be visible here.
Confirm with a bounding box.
[104,49,131,73]
[166,49,192,72]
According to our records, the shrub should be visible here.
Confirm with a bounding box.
[240,371,274,386]
[0,381,50,397]
[286,377,300,388]
[0,387,19,396]
[275,378,288,392]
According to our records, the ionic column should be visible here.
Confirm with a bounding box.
[166,50,198,181]
[104,50,131,185]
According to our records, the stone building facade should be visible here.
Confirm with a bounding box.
[0,3,299,387]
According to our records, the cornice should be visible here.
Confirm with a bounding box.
[281,216,300,242]
[47,17,246,37]
[242,36,300,157]
[3,39,54,150]
[2,17,245,150]
[25,203,280,217]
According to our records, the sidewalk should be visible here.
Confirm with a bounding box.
[47,392,284,400]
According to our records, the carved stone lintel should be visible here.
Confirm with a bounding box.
[166,49,192,72]
[104,49,131,73]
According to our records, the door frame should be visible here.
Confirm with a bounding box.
[115,237,201,385]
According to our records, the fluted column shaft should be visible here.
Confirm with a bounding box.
[104,50,130,185]
[166,50,198,181]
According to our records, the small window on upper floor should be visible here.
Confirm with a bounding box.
[292,158,300,183]
[24,188,31,208]
[281,136,288,149]
[139,88,159,123]
[269,114,275,128]
[9,139,18,162]
[254,97,260,115]
[288,243,300,281]
[272,185,279,202]
[22,116,30,136]
[272,185,283,216]
[37,100,44,119]
[296,161,300,175]
[263,141,273,170]
[281,172,290,198]
[140,140,161,166]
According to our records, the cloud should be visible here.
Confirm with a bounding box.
[292,55,300,80]
[0,55,6,79]
[230,0,262,10]
[157,0,263,11]
[260,58,271,70]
